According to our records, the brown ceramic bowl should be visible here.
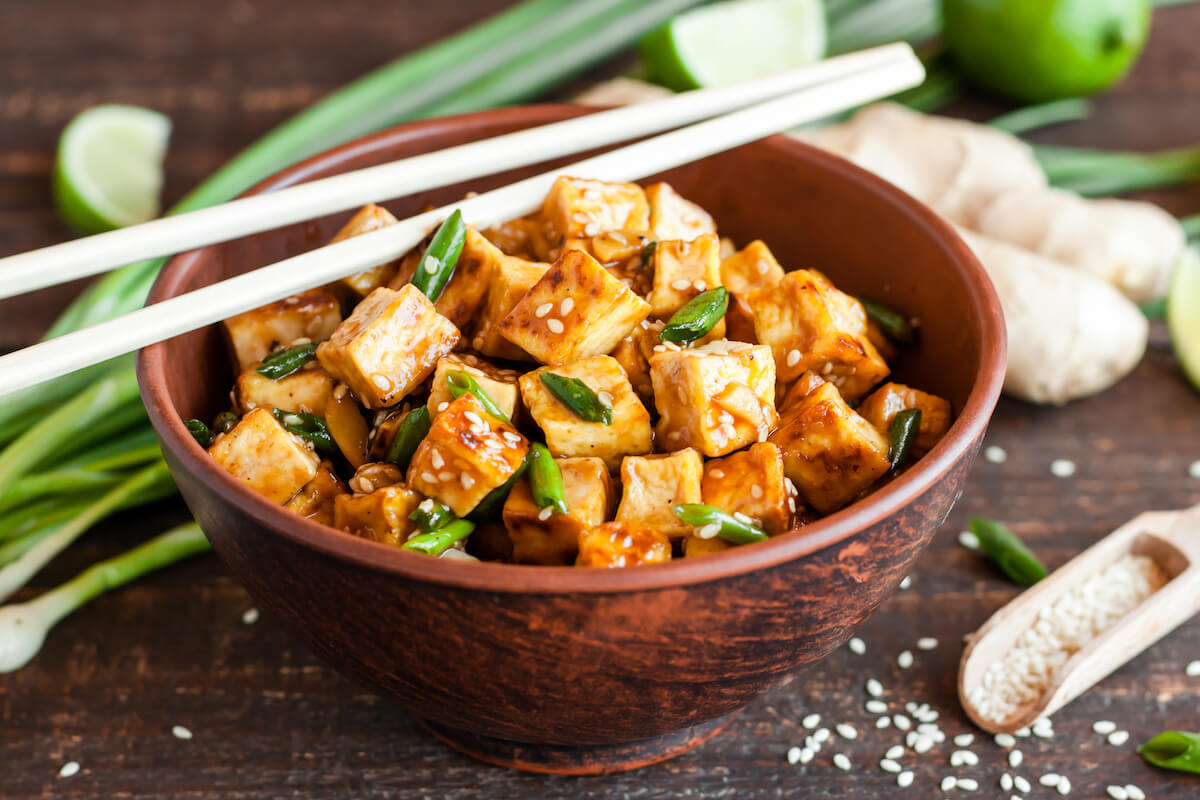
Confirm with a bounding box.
[138,105,1005,774]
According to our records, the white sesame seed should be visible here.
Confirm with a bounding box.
[1186,659,1200,677]
[535,302,553,318]
[437,401,450,412]
[958,530,981,550]
[1057,776,1071,795]
[671,278,692,291]
[814,727,831,744]
[59,761,80,778]
[1124,784,1145,800]
[597,391,613,408]
[786,349,801,367]
[1108,730,1130,746]
[584,222,600,236]
[709,468,726,479]
[419,498,434,512]
[757,259,771,275]
[1014,776,1031,793]
[422,255,439,274]
[833,753,851,771]
[914,736,934,755]
[941,776,957,792]
[875,716,891,729]
[733,511,754,524]
[537,506,554,521]
[866,678,883,697]
[897,651,914,669]
[897,771,914,788]
[546,318,565,334]
[460,473,475,489]
[438,471,454,482]
[172,725,193,740]
[751,485,763,499]
[866,700,888,714]
[994,733,1016,747]
[880,758,902,773]
[1189,460,1200,478]
[836,723,858,740]
[242,608,259,625]
[421,471,437,483]
[1009,750,1023,768]
[893,714,911,730]
[559,298,574,315]
[693,280,707,291]
[1107,787,1129,800]
[802,713,820,729]
[1039,773,1062,787]
[899,575,912,589]
[985,445,1007,463]
[952,750,979,766]
[799,747,814,764]
[1000,774,1014,791]
[917,637,939,651]
[954,733,973,747]
[958,778,979,792]
[430,450,445,469]
[371,373,392,391]
[464,411,484,427]
[1050,458,1076,478]
[786,746,802,764]
[848,637,866,655]
[696,523,721,540]
[1015,727,1031,738]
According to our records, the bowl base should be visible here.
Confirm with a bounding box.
[418,712,740,775]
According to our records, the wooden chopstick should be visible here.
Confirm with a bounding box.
[0,43,915,302]
[0,46,924,397]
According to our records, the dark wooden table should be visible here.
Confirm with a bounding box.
[2,2,1199,797]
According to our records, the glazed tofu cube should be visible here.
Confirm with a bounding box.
[436,228,508,332]
[499,249,652,365]
[427,353,521,421]
[702,442,794,535]
[768,382,890,513]
[333,483,424,546]
[406,393,528,516]
[519,356,652,471]
[223,288,342,372]
[615,449,704,539]
[540,176,650,244]
[646,234,725,325]
[720,240,785,298]
[650,341,778,457]
[502,456,614,565]
[576,521,671,568]
[610,319,665,407]
[468,247,549,361]
[748,269,890,401]
[208,407,319,504]
[234,366,334,415]
[858,382,952,457]
[645,182,716,242]
[481,216,545,260]
[316,285,459,409]
[284,460,348,526]
[778,370,827,414]
[329,203,401,297]
[683,534,732,558]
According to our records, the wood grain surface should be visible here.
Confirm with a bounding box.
[2,1,1199,797]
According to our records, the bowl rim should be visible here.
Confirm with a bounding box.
[137,103,1006,595]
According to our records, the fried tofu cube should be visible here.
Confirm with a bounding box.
[406,393,528,516]
[778,370,827,414]
[646,234,725,326]
[468,246,549,361]
[858,382,952,457]
[519,356,652,471]
[615,449,704,539]
[720,240,785,297]
[427,353,521,421]
[316,285,459,409]
[576,521,672,568]
[234,366,334,415]
[645,182,716,242]
[438,228,508,333]
[284,461,348,526]
[683,534,732,558]
[768,382,890,513]
[208,408,319,504]
[329,203,401,297]
[502,457,614,565]
[610,319,664,407]
[499,249,652,365]
[748,269,889,401]
[650,341,778,457]
[702,442,794,535]
[561,229,655,296]
[481,216,545,260]
[333,482,424,546]
[223,288,342,372]
[540,176,650,245]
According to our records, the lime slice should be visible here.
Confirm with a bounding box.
[1167,247,1200,392]
[639,0,827,91]
[52,104,171,235]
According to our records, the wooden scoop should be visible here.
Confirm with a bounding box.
[959,504,1200,734]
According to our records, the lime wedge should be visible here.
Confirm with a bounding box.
[1167,247,1200,392]
[52,104,171,235]
[639,0,827,91]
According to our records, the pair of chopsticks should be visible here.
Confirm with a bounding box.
[0,43,923,397]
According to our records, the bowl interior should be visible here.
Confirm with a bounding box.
[141,104,1004,590]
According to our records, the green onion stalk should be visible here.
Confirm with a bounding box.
[0,0,706,667]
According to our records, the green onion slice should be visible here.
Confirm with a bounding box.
[402,518,474,556]
[659,287,728,344]
[859,297,915,344]
[272,409,337,455]
[411,209,467,303]
[184,419,211,447]
[673,503,768,545]
[446,370,510,423]
[969,517,1048,587]
[385,407,431,471]
[528,443,568,514]
[539,372,612,425]
[256,341,319,379]
[887,408,922,469]
[1139,730,1200,774]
